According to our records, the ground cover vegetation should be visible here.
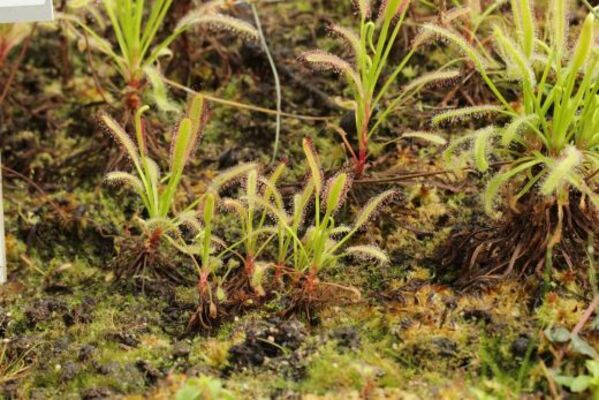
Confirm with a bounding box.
[0,0,597,398]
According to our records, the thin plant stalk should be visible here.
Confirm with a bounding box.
[0,154,6,284]
[250,3,282,162]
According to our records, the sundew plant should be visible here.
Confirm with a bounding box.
[63,0,258,110]
[263,139,394,296]
[302,0,460,175]
[102,94,255,226]
[419,0,599,215]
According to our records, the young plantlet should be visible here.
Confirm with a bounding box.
[181,192,229,329]
[103,94,255,282]
[62,0,258,110]
[221,167,283,297]
[423,1,599,281]
[268,139,394,304]
[301,0,458,175]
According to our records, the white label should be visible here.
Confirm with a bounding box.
[0,0,54,23]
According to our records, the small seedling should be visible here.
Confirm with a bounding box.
[302,0,458,175]
[103,94,255,283]
[63,0,258,110]
[262,139,394,309]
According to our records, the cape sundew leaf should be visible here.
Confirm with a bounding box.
[330,25,361,57]
[502,114,538,146]
[246,169,258,210]
[145,157,161,194]
[549,0,568,55]
[345,245,389,264]
[211,163,258,190]
[143,66,180,113]
[101,114,140,167]
[176,210,203,234]
[354,190,396,230]
[105,171,144,194]
[203,193,216,226]
[401,131,447,145]
[187,94,207,136]
[484,158,542,215]
[325,173,350,216]
[354,0,372,18]
[301,50,362,93]
[419,24,491,72]
[170,118,194,175]
[493,26,535,87]
[402,69,461,93]
[570,13,595,73]
[541,145,583,196]
[177,12,259,40]
[432,105,503,126]
[302,138,323,193]
[473,126,497,172]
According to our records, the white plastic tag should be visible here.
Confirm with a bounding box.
[0,0,54,23]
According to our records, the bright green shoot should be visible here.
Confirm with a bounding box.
[103,94,206,220]
[265,139,394,284]
[302,0,458,175]
[420,1,599,215]
[104,94,256,224]
[63,0,258,109]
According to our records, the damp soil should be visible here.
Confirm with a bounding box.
[0,1,597,399]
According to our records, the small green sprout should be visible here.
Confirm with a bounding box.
[555,360,599,399]
[263,139,394,298]
[302,0,458,175]
[62,0,258,110]
[103,94,255,235]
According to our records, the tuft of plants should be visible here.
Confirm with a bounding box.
[301,0,459,175]
[423,1,599,283]
[63,0,258,110]
[259,138,394,312]
[103,94,255,284]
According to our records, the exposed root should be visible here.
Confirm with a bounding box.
[441,193,598,289]
[112,230,188,291]
[281,268,361,321]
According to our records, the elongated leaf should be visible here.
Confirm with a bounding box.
[325,173,350,216]
[402,131,447,145]
[301,50,363,94]
[541,146,583,196]
[502,114,538,146]
[473,126,497,172]
[419,24,491,72]
[302,138,323,194]
[101,114,141,167]
[432,105,503,126]
[330,25,361,56]
[105,171,144,194]
[210,163,258,190]
[177,12,259,40]
[354,190,395,230]
[570,13,595,73]
[345,245,389,264]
